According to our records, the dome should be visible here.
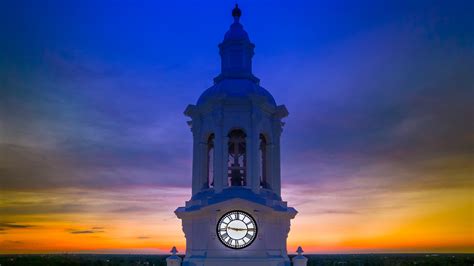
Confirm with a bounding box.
[197,79,276,107]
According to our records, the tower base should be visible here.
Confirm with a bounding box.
[183,256,291,266]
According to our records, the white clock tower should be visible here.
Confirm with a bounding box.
[175,5,297,266]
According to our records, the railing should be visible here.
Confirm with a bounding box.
[166,246,308,266]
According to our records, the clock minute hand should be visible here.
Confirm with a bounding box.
[227,227,256,231]
[227,227,246,231]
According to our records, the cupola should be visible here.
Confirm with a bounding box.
[214,4,259,84]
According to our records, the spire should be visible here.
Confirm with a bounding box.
[214,4,259,84]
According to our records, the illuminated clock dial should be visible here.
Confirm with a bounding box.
[216,210,257,249]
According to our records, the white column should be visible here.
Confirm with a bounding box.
[222,135,230,189]
[270,118,283,196]
[250,130,260,193]
[250,108,261,193]
[273,136,282,196]
[200,140,210,188]
[267,143,275,191]
[213,129,223,192]
[191,133,200,196]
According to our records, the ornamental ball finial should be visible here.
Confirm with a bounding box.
[170,246,178,255]
[232,4,242,18]
[296,246,304,255]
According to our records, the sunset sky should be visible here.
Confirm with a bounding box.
[1,0,473,254]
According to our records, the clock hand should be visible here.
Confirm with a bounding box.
[227,227,246,231]
[226,227,256,231]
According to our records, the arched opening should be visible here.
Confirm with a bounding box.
[227,129,246,186]
[206,134,215,188]
[259,134,268,188]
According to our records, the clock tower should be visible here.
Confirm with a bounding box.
[175,5,297,266]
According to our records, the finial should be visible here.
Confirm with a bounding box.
[296,246,304,255]
[232,4,242,22]
[170,246,178,255]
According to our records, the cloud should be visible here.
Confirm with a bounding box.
[2,240,24,245]
[70,230,98,234]
[313,209,360,215]
[0,187,188,223]
[0,49,194,192]
[68,227,105,234]
[270,22,474,199]
[0,223,35,229]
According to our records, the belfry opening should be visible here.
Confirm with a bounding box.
[227,129,246,187]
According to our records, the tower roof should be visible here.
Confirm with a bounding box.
[197,79,276,106]
[224,4,249,42]
[196,5,277,107]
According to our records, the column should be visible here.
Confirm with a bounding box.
[191,133,200,196]
[213,129,223,192]
[222,135,230,189]
[270,118,283,196]
[250,130,260,193]
[265,141,273,190]
[273,135,282,196]
[199,142,208,189]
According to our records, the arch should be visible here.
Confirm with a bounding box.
[227,129,247,186]
[202,131,215,143]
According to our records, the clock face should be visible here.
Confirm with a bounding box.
[216,210,257,249]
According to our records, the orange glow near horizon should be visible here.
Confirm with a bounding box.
[1,181,472,254]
